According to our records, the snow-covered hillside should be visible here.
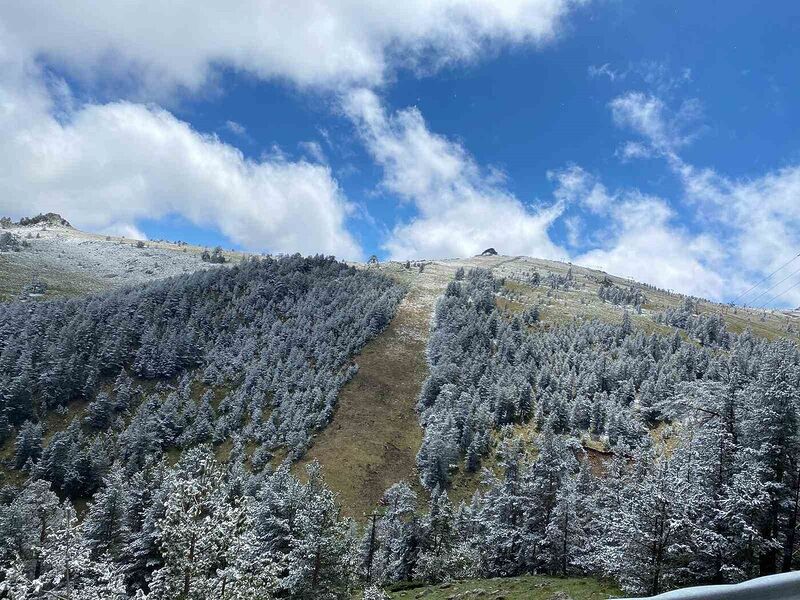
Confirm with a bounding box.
[0,220,245,301]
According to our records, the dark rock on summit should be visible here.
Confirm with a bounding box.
[17,213,72,228]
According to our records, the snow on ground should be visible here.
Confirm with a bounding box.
[0,224,245,300]
[2,225,798,342]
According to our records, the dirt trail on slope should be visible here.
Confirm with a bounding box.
[297,263,453,518]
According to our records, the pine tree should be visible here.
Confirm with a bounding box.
[543,473,582,576]
[281,462,356,599]
[83,469,131,558]
[620,310,633,338]
[85,391,115,430]
[372,482,419,584]
[597,447,692,595]
[478,437,529,575]
[746,342,800,575]
[13,420,42,469]
[3,500,127,599]
[0,480,60,574]
[113,368,135,413]
[148,448,241,599]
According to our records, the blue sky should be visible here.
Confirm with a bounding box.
[1,1,799,306]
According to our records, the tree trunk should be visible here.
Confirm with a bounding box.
[781,463,800,572]
[760,504,779,575]
[34,512,46,579]
[650,510,665,596]
[312,545,322,591]
[183,532,196,597]
[561,504,568,577]
[366,512,378,582]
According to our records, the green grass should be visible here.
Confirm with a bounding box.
[497,265,799,343]
[0,252,111,301]
[385,575,623,599]
[295,283,428,518]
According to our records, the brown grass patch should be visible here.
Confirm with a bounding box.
[297,283,434,518]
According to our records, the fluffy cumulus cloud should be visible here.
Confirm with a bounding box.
[679,162,800,288]
[0,49,361,259]
[611,90,800,307]
[344,89,568,260]
[575,195,726,299]
[5,0,797,307]
[547,166,727,298]
[0,0,583,96]
[548,165,614,213]
[0,0,584,258]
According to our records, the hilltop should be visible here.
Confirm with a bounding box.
[1,212,73,229]
[1,219,799,599]
[2,218,795,336]
[0,217,246,301]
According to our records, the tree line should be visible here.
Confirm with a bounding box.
[0,263,798,598]
[410,269,799,595]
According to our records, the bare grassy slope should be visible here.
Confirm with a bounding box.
[469,254,798,340]
[297,263,453,516]
[300,254,799,516]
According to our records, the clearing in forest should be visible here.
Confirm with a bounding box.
[297,262,453,517]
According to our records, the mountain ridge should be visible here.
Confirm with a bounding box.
[2,217,797,334]
[1,217,799,598]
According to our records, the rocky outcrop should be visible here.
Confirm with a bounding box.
[17,212,73,228]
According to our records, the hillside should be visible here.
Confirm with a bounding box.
[0,216,245,301]
[293,263,442,516]
[3,217,796,336]
[3,216,796,339]
[1,221,799,599]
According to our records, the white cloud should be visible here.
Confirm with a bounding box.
[0,52,362,259]
[678,162,800,291]
[224,120,248,137]
[588,61,691,95]
[617,140,652,161]
[575,194,726,299]
[340,90,738,302]
[298,141,327,164]
[611,92,674,153]
[100,223,149,241]
[588,63,624,82]
[563,215,582,247]
[549,165,614,213]
[610,90,800,307]
[0,0,589,261]
[343,88,568,260]
[610,92,704,160]
[545,163,727,297]
[636,61,692,96]
[1,0,584,97]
